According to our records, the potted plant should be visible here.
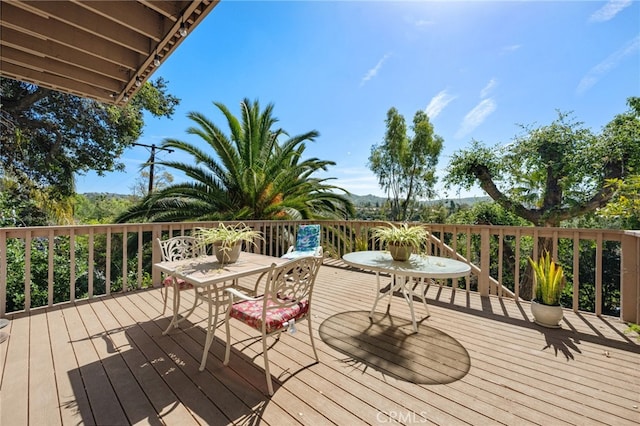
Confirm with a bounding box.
[528,251,566,328]
[371,222,428,261]
[195,222,263,264]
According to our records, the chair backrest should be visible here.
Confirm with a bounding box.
[156,236,205,262]
[262,256,323,319]
[294,224,321,252]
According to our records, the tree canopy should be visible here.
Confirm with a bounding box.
[0,78,179,200]
[368,108,443,221]
[115,98,355,222]
[445,97,640,227]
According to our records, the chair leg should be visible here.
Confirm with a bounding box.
[162,285,168,315]
[182,289,199,319]
[163,281,181,335]
[224,305,232,366]
[199,286,220,371]
[263,334,274,396]
[307,316,319,362]
[173,286,181,325]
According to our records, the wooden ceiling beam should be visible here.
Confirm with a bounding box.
[1,28,129,82]
[0,0,220,105]
[139,0,187,19]
[1,61,114,103]
[0,4,140,70]
[73,1,165,41]
[2,46,123,93]
[12,1,150,55]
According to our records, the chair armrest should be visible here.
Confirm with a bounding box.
[225,287,260,302]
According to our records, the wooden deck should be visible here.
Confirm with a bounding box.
[1,260,639,425]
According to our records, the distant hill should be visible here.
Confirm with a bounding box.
[81,192,134,200]
[79,191,490,207]
[347,193,490,206]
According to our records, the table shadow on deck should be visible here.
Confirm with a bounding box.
[64,314,279,425]
[318,310,470,385]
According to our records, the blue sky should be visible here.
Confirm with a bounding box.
[76,0,640,199]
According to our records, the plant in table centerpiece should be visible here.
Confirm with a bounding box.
[528,250,566,328]
[371,222,428,261]
[195,223,263,265]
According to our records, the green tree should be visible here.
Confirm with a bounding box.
[0,177,48,226]
[445,97,640,227]
[445,98,640,300]
[369,108,443,221]
[74,193,135,224]
[597,175,640,229]
[115,98,355,222]
[0,78,179,203]
[130,168,174,199]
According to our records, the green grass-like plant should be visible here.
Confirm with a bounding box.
[625,323,640,341]
[371,222,428,252]
[195,222,263,252]
[529,251,566,306]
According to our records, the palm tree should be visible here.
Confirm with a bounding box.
[116,98,354,222]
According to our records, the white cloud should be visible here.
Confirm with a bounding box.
[589,0,632,23]
[360,53,391,86]
[414,19,435,27]
[455,98,497,139]
[577,35,640,94]
[320,167,386,197]
[480,78,498,98]
[425,90,457,119]
[501,44,522,54]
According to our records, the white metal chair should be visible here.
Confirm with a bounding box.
[223,255,323,395]
[281,224,323,259]
[155,236,205,315]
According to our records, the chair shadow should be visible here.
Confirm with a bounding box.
[319,310,470,385]
[65,312,275,426]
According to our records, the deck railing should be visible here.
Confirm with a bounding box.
[1,221,638,323]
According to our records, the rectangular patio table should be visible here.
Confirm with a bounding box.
[342,250,471,332]
[154,252,288,371]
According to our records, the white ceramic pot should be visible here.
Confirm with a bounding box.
[531,300,563,328]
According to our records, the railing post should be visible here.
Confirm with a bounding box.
[0,230,6,317]
[151,225,162,287]
[621,231,640,324]
[479,227,490,296]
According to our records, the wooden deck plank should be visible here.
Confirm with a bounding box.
[46,307,93,426]
[137,294,301,426]
[114,293,226,425]
[28,310,60,426]
[63,302,130,426]
[0,312,29,426]
[141,294,341,426]
[221,279,496,426]
[2,262,639,426]
[84,299,164,425]
[101,294,202,426]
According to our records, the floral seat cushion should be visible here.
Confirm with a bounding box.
[229,297,309,334]
[162,276,194,290]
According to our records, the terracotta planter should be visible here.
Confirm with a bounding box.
[388,243,413,262]
[213,241,242,264]
[531,300,563,328]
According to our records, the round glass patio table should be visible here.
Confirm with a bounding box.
[342,250,471,332]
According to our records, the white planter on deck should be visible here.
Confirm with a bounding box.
[531,300,563,328]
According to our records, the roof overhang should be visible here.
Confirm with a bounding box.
[0,0,219,105]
